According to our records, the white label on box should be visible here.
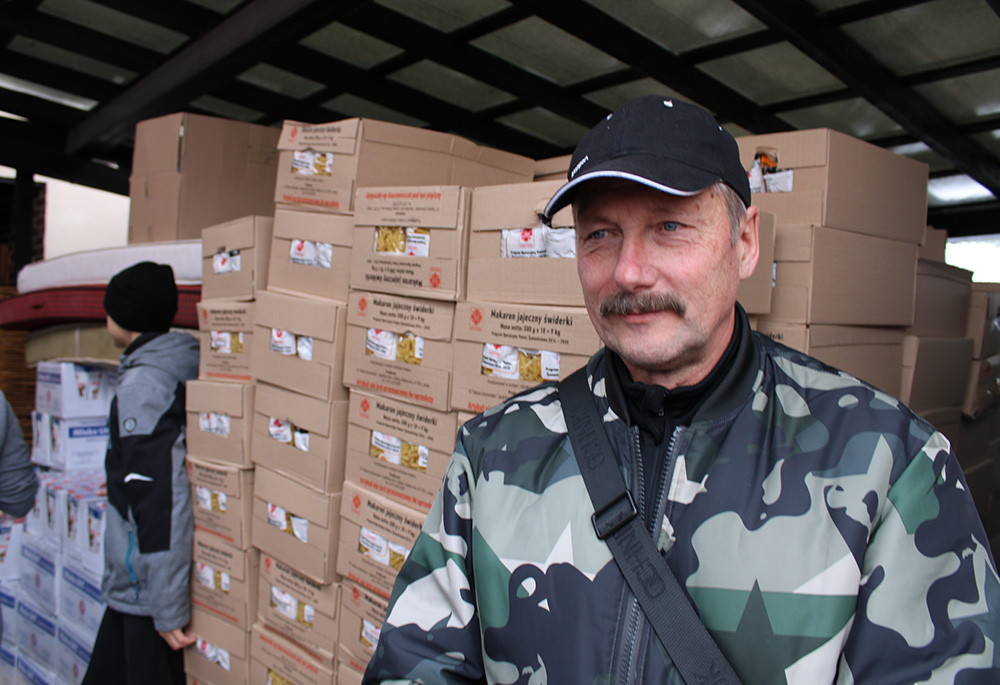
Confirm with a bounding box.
[195,638,231,671]
[361,617,381,649]
[315,242,333,269]
[359,527,388,564]
[269,586,315,627]
[199,412,230,437]
[270,329,297,355]
[501,228,546,258]
[481,345,559,382]
[293,428,309,453]
[195,486,227,513]
[541,350,561,381]
[366,329,397,360]
[296,335,313,361]
[268,418,293,443]
[544,226,576,257]
[212,250,241,274]
[404,228,430,257]
[290,239,317,265]
[267,504,308,543]
[292,150,332,176]
[210,331,244,355]
[482,345,520,379]
[763,168,794,192]
[195,562,230,593]
[371,431,402,465]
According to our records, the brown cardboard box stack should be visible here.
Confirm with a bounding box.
[239,118,535,684]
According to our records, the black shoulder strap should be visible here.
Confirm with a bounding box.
[560,366,743,685]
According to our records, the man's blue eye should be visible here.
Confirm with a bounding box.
[588,229,607,240]
[662,221,679,232]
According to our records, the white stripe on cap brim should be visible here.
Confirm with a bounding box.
[543,170,710,221]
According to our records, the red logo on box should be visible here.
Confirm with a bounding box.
[359,298,368,312]
[470,308,483,328]
[430,272,441,289]
[361,399,370,414]
[352,494,362,511]
[352,587,360,600]
[290,126,299,140]
[265,557,272,571]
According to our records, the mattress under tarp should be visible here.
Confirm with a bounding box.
[0,285,200,331]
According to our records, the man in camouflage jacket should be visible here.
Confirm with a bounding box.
[363,97,1000,684]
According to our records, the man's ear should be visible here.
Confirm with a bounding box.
[737,205,761,282]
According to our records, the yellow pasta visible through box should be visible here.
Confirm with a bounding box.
[395,333,422,365]
[374,226,405,253]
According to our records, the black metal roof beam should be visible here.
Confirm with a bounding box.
[731,0,1000,196]
[262,45,561,158]
[65,0,374,156]
[872,115,1000,149]
[1,53,124,105]
[505,0,791,133]
[338,3,608,129]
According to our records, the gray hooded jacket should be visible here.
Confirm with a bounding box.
[102,331,198,632]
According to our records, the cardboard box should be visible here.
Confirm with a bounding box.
[129,112,279,244]
[251,381,349,495]
[919,226,948,262]
[251,466,342,585]
[900,336,973,412]
[273,118,533,214]
[197,301,256,384]
[451,300,602,414]
[338,661,365,685]
[466,179,581,306]
[966,282,1000,359]
[738,211,775,315]
[337,481,426,600]
[191,530,260,632]
[907,260,973,338]
[351,186,472,301]
[267,206,354,302]
[25,324,119,366]
[34,362,116,420]
[764,224,917,326]
[343,291,456,412]
[736,128,929,243]
[188,456,255,550]
[201,215,274,301]
[186,380,255,469]
[964,353,1000,419]
[257,558,340,657]
[186,608,252,685]
[338,581,387,675]
[250,290,348,403]
[756,322,907,399]
[345,389,457,512]
[250,622,335,685]
[533,154,571,181]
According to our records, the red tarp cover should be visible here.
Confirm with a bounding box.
[0,285,200,331]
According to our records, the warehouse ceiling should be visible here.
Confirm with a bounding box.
[2,0,1000,236]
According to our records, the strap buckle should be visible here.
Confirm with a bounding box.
[591,489,638,540]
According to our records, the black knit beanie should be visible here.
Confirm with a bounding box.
[103,261,178,333]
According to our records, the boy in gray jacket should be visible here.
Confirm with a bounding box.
[83,262,198,685]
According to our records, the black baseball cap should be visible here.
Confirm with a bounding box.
[543,96,750,221]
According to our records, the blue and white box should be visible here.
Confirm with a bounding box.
[0,519,24,581]
[15,597,57,667]
[15,651,57,685]
[58,563,104,636]
[0,641,16,685]
[46,417,109,472]
[0,582,18,645]
[34,362,116,420]
[56,623,94,685]
[19,536,60,616]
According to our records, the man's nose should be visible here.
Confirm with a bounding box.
[614,232,656,290]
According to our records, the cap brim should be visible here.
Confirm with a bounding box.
[542,156,723,222]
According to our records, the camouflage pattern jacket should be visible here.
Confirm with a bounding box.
[364,314,1000,684]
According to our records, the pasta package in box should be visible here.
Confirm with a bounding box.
[250,382,349,496]
[185,607,252,685]
[191,530,260,632]
[250,290,348,403]
[187,456,255,550]
[34,362,116,420]
[197,301,255,384]
[274,118,533,215]
[201,215,273,301]
[765,224,917,326]
[257,555,340,658]
[267,206,354,302]
[736,128,929,243]
[351,186,472,301]
[251,466,342,585]
[345,389,458,513]
[337,480,426,600]
[343,291,455,412]
[186,380,255,469]
[250,621,336,685]
[338,580,388,676]
[451,300,602,414]
[467,179,582,306]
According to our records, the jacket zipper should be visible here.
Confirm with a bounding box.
[126,531,140,601]
[617,425,683,683]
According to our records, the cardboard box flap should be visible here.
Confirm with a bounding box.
[808,325,907,349]
[452,300,601,355]
[254,466,333,525]
[533,154,571,178]
[197,301,256,332]
[354,186,464,229]
[188,456,253,498]
[201,216,267,257]
[738,128,831,171]
[273,207,354,246]
[347,291,455,339]
[278,119,360,152]
[186,380,250,417]
[193,531,253,583]
[470,180,571,231]
[348,389,459,455]
[254,290,345,341]
[917,258,974,285]
[773,223,818,262]
[255,382,337,436]
[190,609,250,659]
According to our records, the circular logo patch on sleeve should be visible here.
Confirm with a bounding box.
[123,417,137,433]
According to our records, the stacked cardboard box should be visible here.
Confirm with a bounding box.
[184,216,271,685]
[238,118,535,684]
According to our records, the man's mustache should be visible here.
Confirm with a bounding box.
[599,292,686,318]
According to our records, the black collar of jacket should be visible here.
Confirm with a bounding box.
[123,331,166,356]
[601,303,758,431]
